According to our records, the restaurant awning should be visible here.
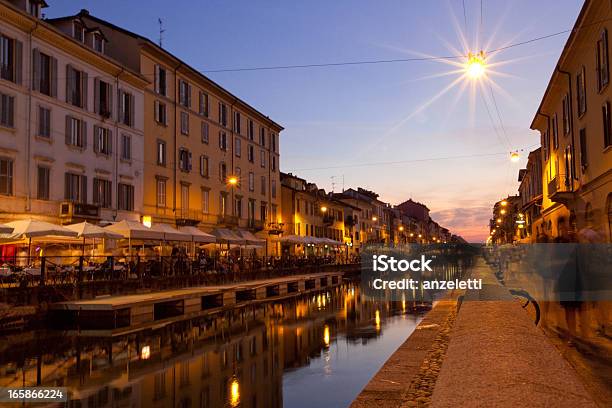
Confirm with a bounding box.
[65,221,123,239]
[149,224,192,241]
[280,235,307,245]
[178,226,216,243]
[237,230,266,246]
[0,224,14,234]
[211,228,245,244]
[104,220,163,241]
[0,219,78,240]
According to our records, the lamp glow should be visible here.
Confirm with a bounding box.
[227,176,238,186]
[466,51,486,79]
[510,151,520,162]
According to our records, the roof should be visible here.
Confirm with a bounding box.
[47,9,283,131]
[530,0,593,129]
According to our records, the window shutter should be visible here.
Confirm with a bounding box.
[64,173,70,200]
[188,151,193,171]
[154,100,159,122]
[94,78,100,114]
[50,57,58,98]
[129,93,135,127]
[32,48,40,91]
[82,71,88,110]
[188,84,192,108]
[82,120,87,149]
[81,175,88,204]
[65,115,71,145]
[14,39,22,85]
[107,83,113,117]
[93,125,99,153]
[108,129,113,154]
[66,65,73,103]
[154,65,159,93]
[118,89,124,123]
[218,102,221,123]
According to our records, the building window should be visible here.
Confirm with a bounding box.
[219,131,227,150]
[92,33,104,53]
[0,93,14,128]
[118,183,134,211]
[0,158,13,196]
[33,50,56,97]
[156,178,166,207]
[201,189,209,213]
[271,155,276,172]
[38,106,50,138]
[219,162,227,181]
[37,166,49,200]
[562,94,570,135]
[597,29,609,90]
[220,193,228,216]
[260,175,266,195]
[248,199,255,224]
[65,116,85,148]
[577,66,586,116]
[235,167,241,189]
[219,102,227,127]
[235,137,241,157]
[271,204,277,222]
[260,149,266,168]
[201,121,209,143]
[552,113,559,150]
[248,145,254,162]
[178,148,192,172]
[0,34,20,84]
[235,197,242,218]
[64,172,86,203]
[157,140,166,166]
[200,155,209,177]
[248,119,254,140]
[28,0,41,17]
[119,90,134,127]
[260,127,266,146]
[66,65,86,109]
[179,80,191,107]
[154,65,166,96]
[579,128,588,169]
[180,111,189,135]
[155,100,167,125]
[271,180,276,198]
[93,178,112,208]
[181,184,189,213]
[94,126,112,156]
[95,78,112,117]
[260,202,267,222]
[234,111,241,134]
[603,101,612,148]
[73,21,85,42]
[199,92,208,116]
[271,132,277,152]
[248,172,254,192]
[121,134,132,160]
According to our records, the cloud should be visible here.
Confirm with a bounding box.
[430,206,491,243]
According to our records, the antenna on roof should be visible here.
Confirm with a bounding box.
[158,18,165,47]
[330,176,336,193]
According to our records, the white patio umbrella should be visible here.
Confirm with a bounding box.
[237,230,266,247]
[150,224,192,241]
[1,219,78,261]
[178,226,216,243]
[104,220,164,257]
[65,221,123,256]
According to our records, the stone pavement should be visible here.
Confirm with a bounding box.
[431,258,598,407]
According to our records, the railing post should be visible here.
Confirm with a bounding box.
[39,256,46,287]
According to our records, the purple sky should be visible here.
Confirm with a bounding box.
[47,0,584,242]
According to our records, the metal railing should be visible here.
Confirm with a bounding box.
[547,173,572,197]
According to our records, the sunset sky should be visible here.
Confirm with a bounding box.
[47,0,584,242]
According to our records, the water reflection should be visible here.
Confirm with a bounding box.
[0,283,429,407]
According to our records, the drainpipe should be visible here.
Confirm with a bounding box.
[114,67,124,216]
[172,62,183,216]
[229,98,237,218]
[557,68,577,188]
[25,21,40,212]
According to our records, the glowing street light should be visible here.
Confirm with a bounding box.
[501,200,508,207]
[500,209,507,215]
[227,176,238,186]
[510,151,520,162]
[466,51,486,79]
[496,218,502,224]
[372,216,378,222]
[399,226,404,232]
[320,206,327,213]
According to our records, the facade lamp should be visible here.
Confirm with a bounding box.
[227,176,238,186]
[320,206,327,213]
[372,216,378,222]
[399,226,404,232]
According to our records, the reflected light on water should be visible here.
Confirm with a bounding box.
[229,377,240,407]
[375,310,381,331]
[323,325,330,347]
[140,346,150,360]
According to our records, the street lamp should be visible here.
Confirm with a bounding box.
[227,176,238,186]
[500,200,508,207]
[500,209,507,215]
[399,226,404,232]
[320,206,327,213]
[496,218,502,224]
[372,216,377,222]
[510,151,520,162]
[466,51,486,79]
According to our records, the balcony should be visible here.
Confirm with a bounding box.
[218,214,239,227]
[267,222,284,235]
[322,214,334,226]
[547,174,575,205]
[59,202,100,221]
[248,219,264,232]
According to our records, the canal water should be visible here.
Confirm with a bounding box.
[0,282,426,407]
